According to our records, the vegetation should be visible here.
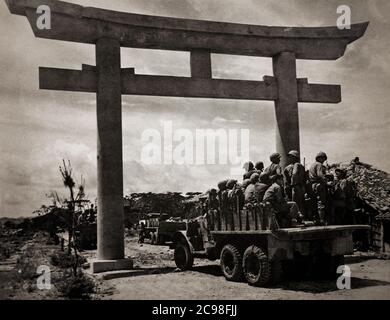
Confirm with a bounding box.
[123,192,203,226]
[56,270,95,299]
[50,252,87,269]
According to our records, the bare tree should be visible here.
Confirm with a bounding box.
[59,160,86,276]
[59,160,76,254]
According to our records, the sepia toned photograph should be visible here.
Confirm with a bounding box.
[0,0,389,307]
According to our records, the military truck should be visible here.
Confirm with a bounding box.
[139,213,186,245]
[170,202,368,286]
[74,223,97,250]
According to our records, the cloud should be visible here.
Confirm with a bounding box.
[212,117,244,124]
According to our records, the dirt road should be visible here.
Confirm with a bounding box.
[97,238,390,300]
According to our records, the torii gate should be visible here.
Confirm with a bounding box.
[5,0,368,272]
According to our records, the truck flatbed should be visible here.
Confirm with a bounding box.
[172,204,370,287]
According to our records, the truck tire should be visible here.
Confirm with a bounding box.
[174,242,193,271]
[220,244,243,282]
[150,232,157,245]
[243,245,271,286]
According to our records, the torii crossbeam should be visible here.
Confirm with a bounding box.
[5,0,368,272]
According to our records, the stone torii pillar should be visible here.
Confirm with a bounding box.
[95,38,126,263]
[273,52,300,168]
[5,0,368,273]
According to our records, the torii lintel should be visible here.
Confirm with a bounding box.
[6,0,368,60]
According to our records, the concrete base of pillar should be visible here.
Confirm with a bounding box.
[90,258,133,274]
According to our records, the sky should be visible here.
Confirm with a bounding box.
[0,0,389,217]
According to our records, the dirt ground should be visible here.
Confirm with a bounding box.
[0,232,101,300]
[1,233,389,300]
[97,237,390,300]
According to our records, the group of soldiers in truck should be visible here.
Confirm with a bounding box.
[207,151,357,228]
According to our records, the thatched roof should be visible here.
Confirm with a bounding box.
[332,159,390,220]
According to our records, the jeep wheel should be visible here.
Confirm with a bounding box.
[174,242,193,271]
[220,244,243,282]
[243,245,271,286]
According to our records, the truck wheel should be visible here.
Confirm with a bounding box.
[150,232,156,245]
[220,244,243,282]
[243,245,271,286]
[174,242,193,271]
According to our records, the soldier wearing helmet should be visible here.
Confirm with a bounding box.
[244,173,259,203]
[263,174,302,227]
[242,161,255,180]
[226,179,238,190]
[264,153,283,182]
[254,161,264,173]
[284,150,306,216]
[206,188,219,211]
[244,172,269,204]
[309,152,329,225]
[254,173,271,202]
[242,179,251,190]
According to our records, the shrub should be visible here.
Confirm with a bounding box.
[16,252,38,280]
[0,243,12,260]
[50,252,87,269]
[56,270,95,299]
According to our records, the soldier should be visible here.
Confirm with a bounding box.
[242,179,251,190]
[226,179,237,190]
[138,221,146,244]
[243,161,256,180]
[233,182,245,210]
[264,153,283,181]
[309,151,330,225]
[254,161,264,173]
[244,173,260,203]
[206,188,219,211]
[331,169,347,224]
[77,211,86,225]
[245,173,270,203]
[263,174,302,227]
[255,173,271,202]
[332,169,357,225]
[226,179,238,207]
[87,204,96,223]
[284,160,294,200]
[218,179,230,218]
[218,179,235,230]
[284,150,306,216]
[205,188,220,231]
